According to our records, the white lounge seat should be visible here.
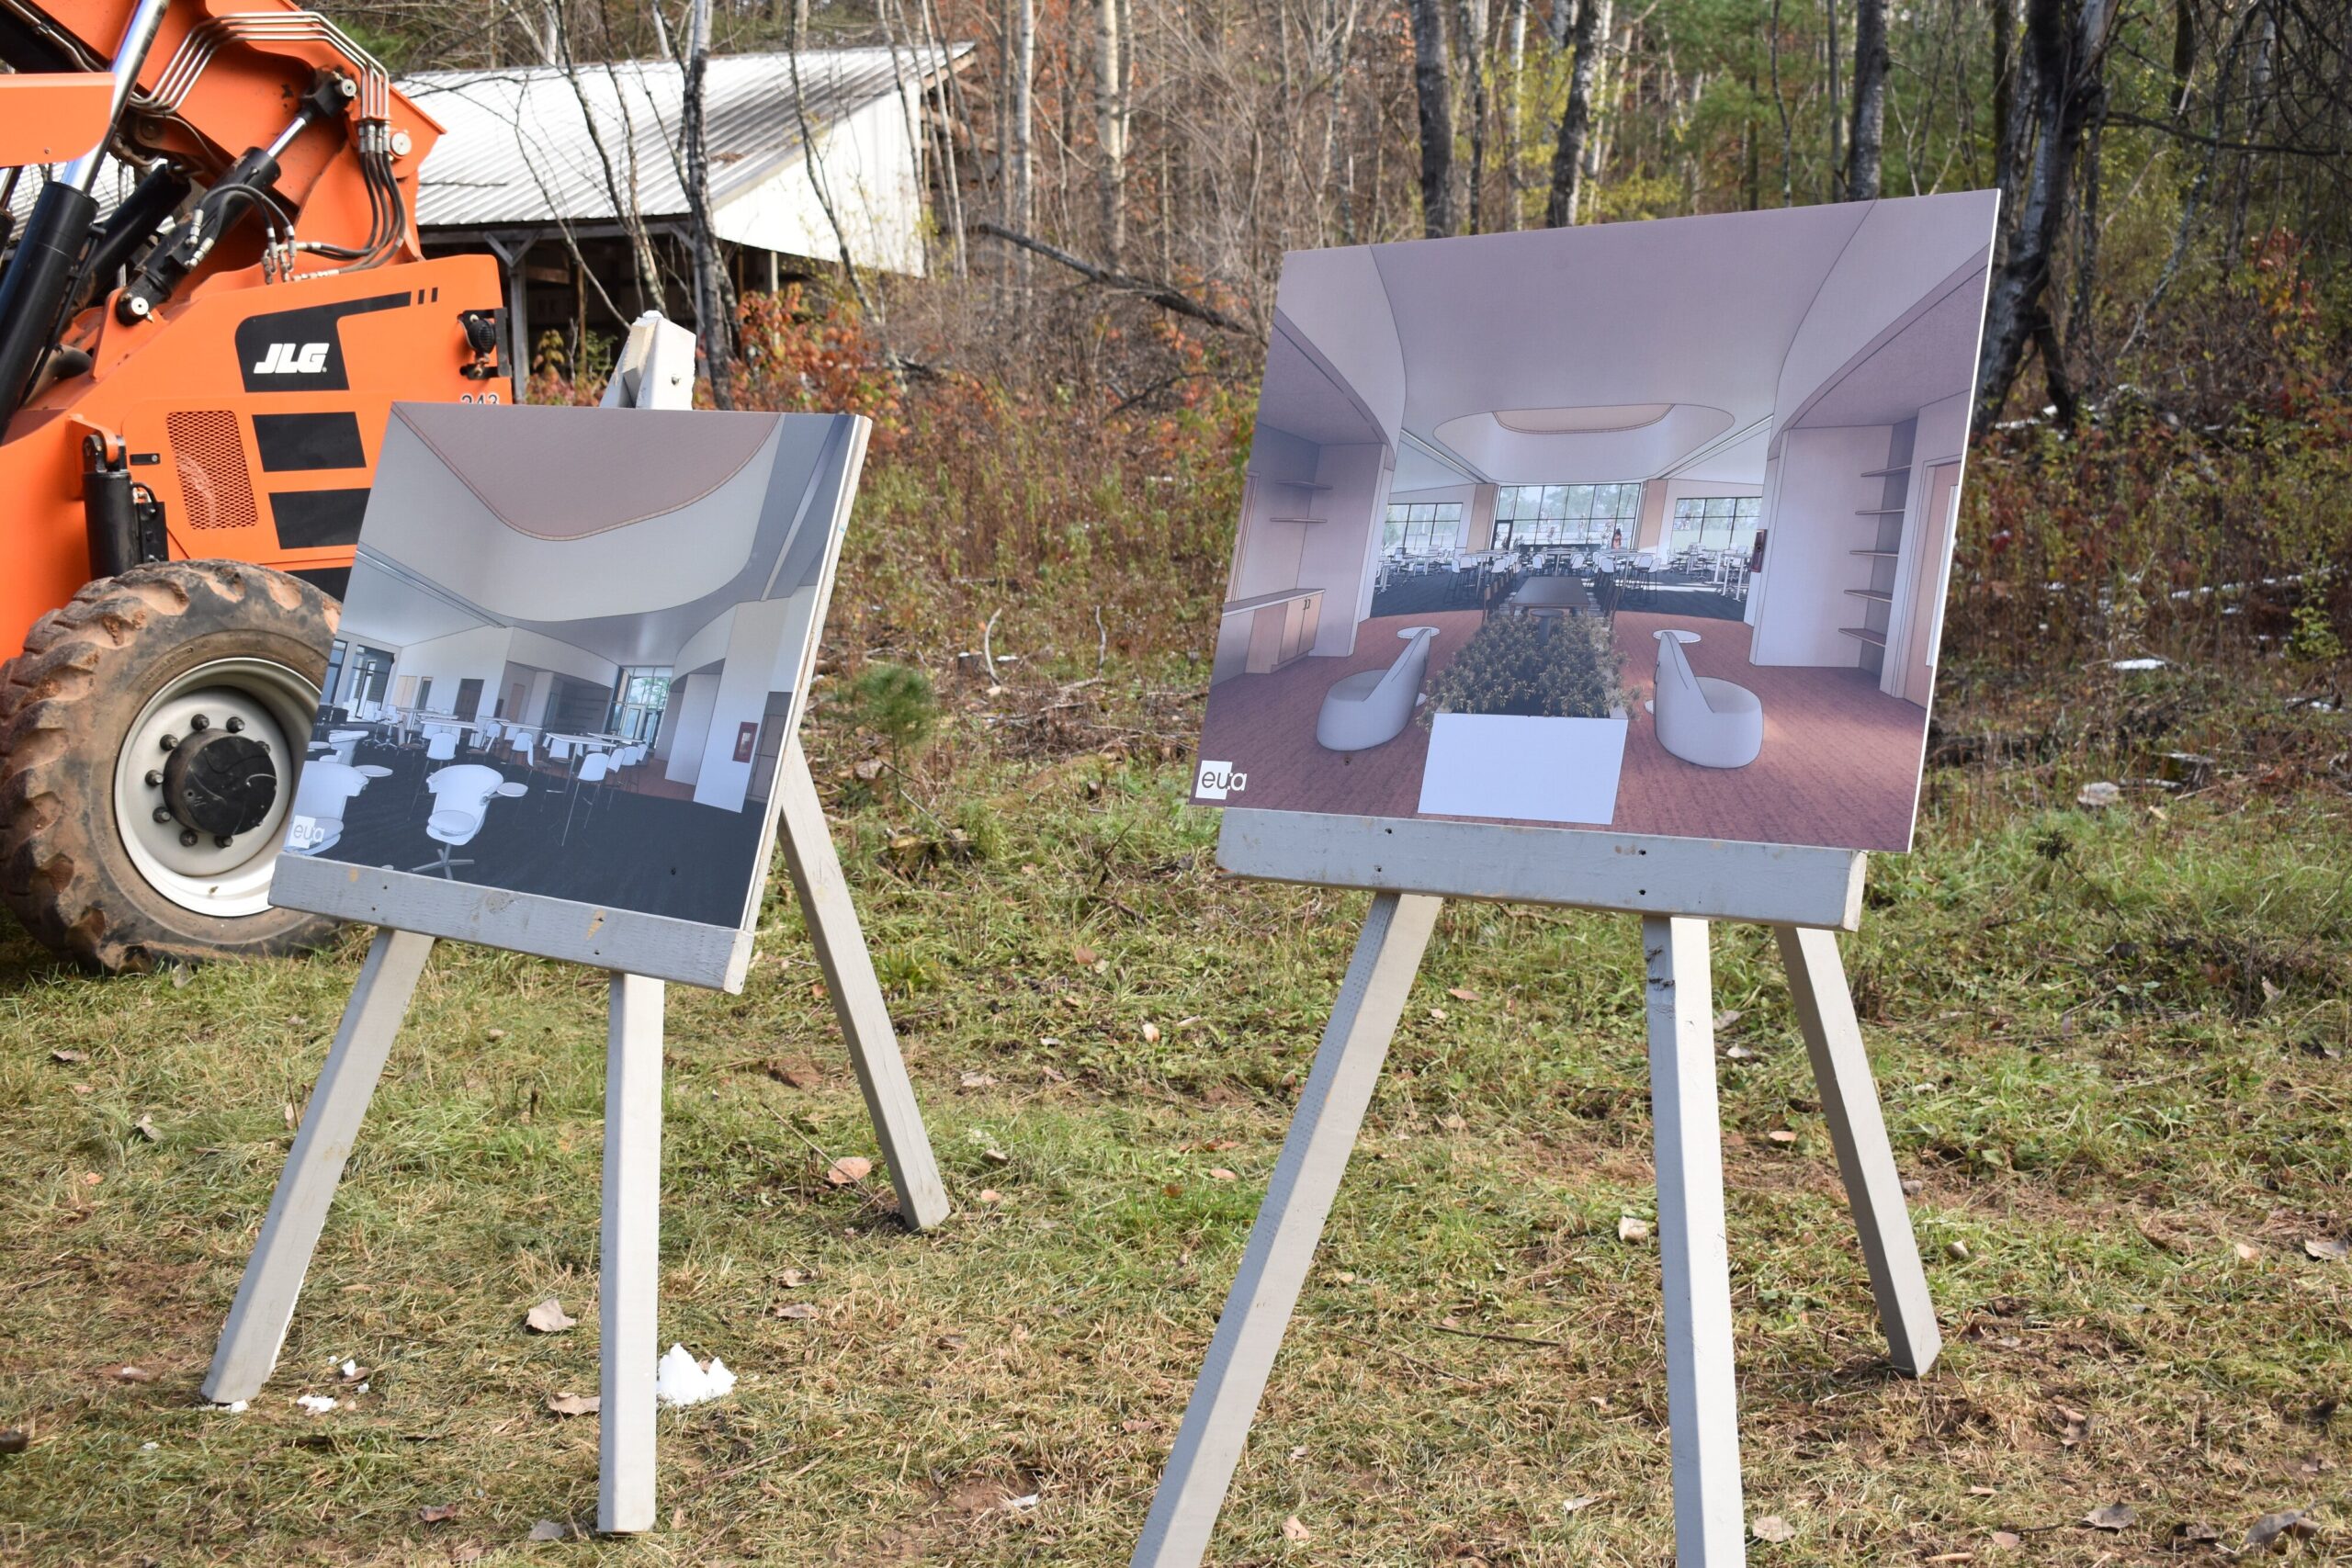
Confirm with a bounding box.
[1316,625,1440,752]
[1651,630,1762,768]
[413,763,511,878]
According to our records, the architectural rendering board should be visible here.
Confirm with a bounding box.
[270,402,868,988]
[1192,192,1998,853]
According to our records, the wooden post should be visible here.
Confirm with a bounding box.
[201,929,435,1404]
[1774,924,1940,1375]
[1644,915,1745,1566]
[1130,891,1444,1568]
[776,739,951,1231]
[598,972,664,1535]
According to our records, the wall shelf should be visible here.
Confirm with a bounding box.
[1859,465,1910,479]
[1268,516,1328,525]
[1844,587,1894,604]
[1851,548,1900,558]
[1855,507,1907,516]
[1838,626,1889,649]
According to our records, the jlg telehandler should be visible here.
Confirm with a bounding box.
[0,0,506,969]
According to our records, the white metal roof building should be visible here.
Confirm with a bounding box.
[406,45,968,280]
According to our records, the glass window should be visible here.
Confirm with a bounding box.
[1670,495,1763,556]
[609,667,673,743]
[1494,483,1643,547]
[1383,502,1464,557]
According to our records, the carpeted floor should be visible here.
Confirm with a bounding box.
[1614,569,1750,621]
[1193,606,1929,850]
[305,743,768,927]
[1369,570,1482,617]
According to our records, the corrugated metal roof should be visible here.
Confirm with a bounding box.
[5,43,967,233]
[408,45,966,231]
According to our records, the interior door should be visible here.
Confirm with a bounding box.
[1900,461,1962,707]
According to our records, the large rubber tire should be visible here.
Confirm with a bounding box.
[0,561,341,972]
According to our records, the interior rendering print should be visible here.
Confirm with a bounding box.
[280,402,865,932]
[1193,191,1998,852]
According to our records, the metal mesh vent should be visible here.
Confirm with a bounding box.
[165,410,258,531]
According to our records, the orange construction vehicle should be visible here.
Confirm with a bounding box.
[0,0,505,970]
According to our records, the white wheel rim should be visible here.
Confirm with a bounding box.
[111,656,317,919]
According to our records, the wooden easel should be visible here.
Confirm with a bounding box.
[1130,813,1939,1568]
[206,316,944,1534]
[199,741,945,1533]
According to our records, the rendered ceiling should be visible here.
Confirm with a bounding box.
[1267,192,1999,490]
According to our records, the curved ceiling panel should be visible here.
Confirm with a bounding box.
[373,408,790,624]
[1432,403,1736,484]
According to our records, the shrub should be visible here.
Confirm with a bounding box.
[1423,614,1627,723]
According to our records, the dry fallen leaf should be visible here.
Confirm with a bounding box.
[767,1062,822,1090]
[99,1363,156,1383]
[2245,1510,2318,1551]
[545,1393,599,1416]
[1072,945,1099,967]
[419,1502,459,1524]
[2170,1521,2222,1547]
[1282,1516,1312,1541]
[1617,1216,1650,1243]
[525,1297,576,1335]
[977,1189,1003,1204]
[1141,1021,1161,1043]
[1427,1007,1449,1022]
[959,1070,998,1089]
[1713,1009,1744,1032]
[50,1049,86,1065]
[1766,1128,1798,1145]
[527,1519,569,1541]
[777,1268,813,1288]
[1447,987,1480,1002]
[2303,1237,2349,1261]
[773,1303,820,1321]
[1752,1515,1796,1542]
[2082,1502,2136,1531]
[2234,1241,2262,1262]
[1562,1494,1603,1514]
[1207,1168,1238,1182]
[825,1156,874,1186]
[1988,1530,2022,1549]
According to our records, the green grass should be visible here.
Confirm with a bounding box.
[4,675,2351,1564]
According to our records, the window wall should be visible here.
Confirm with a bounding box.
[608,667,673,742]
[1492,483,1643,547]
[1381,502,1464,557]
[1668,496,1763,556]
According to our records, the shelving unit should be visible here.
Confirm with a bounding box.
[1263,477,1330,528]
[1838,420,1917,675]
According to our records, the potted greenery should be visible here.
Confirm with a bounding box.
[1417,615,1634,823]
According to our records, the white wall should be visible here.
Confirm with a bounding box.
[692,597,798,811]
[508,626,619,688]
[1302,443,1393,655]
[392,625,512,715]
[1747,424,1890,667]
[1229,426,1323,602]
[662,671,719,785]
[1880,389,1973,696]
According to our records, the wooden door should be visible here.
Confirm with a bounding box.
[1899,462,1962,707]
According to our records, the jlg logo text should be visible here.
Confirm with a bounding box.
[252,343,331,375]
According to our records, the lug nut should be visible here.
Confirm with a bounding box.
[145,769,164,787]
[179,829,199,847]
[224,716,245,733]
[214,834,234,849]
[189,713,210,731]
[159,733,177,750]
[153,807,173,823]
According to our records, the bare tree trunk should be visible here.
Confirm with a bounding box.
[1500,0,1527,228]
[1770,0,1793,203]
[1826,0,1843,198]
[1408,0,1457,237]
[1973,0,2115,430]
[1010,0,1035,299]
[1464,0,1490,233]
[2169,0,2195,116]
[682,0,733,406]
[1544,0,1598,225]
[1847,0,1886,198]
[1094,0,1128,265]
[1580,0,1613,193]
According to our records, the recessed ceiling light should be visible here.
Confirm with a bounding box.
[1492,403,1675,434]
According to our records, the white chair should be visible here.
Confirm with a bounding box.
[409,729,460,807]
[1316,626,1441,752]
[1650,630,1762,768]
[413,763,510,878]
[325,728,368,766]
[563,751,616,845]
[285,761,372,856]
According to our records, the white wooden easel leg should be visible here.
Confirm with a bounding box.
[1644,915,1746,1567]
[599,973,663,1536]
[201,928,435,1404]
[1132,891,1443,1568]
[775,740,950,1232]
[1773,925,1940,1376]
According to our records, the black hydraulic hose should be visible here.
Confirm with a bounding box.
[0,182,97,418]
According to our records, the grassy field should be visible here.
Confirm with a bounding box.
[4,648,2350,1564]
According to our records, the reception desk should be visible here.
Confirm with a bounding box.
[1212,588,1324,683]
